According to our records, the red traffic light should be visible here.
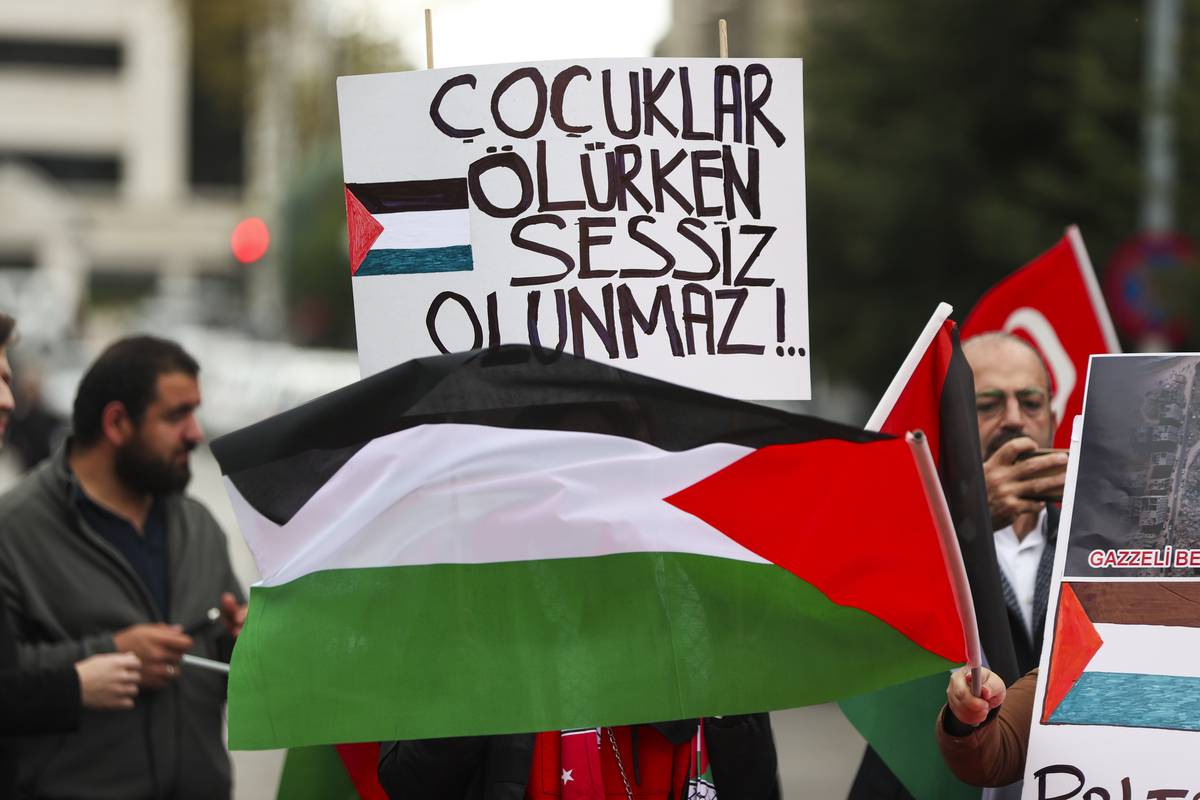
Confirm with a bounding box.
[231,217,270,264]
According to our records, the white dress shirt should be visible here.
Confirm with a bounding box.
[992,508,1048,636]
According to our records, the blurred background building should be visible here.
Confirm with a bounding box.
[0,0,246,341]
[0,0,386,442]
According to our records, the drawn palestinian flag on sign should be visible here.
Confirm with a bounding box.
[211,345,971,750]
[1042,581,1200,730]
[343,178,472,276]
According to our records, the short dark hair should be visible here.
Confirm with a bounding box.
[0,313,14,350]
[72,335,200,446]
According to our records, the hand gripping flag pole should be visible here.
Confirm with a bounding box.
[906,430,984,696]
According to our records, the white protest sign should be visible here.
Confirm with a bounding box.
[1022,354,1200,799]
[337,58,808,399]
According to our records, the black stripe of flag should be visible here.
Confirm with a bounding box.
[346,178,469,214]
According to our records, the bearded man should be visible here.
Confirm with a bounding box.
[0,335,247,800]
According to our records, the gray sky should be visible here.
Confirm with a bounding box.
[342,0,672,67]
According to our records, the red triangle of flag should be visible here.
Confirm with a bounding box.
[879,320,954,467]
[666,437,966,664]
[1041,582,1103,723]
[345,186,384,275]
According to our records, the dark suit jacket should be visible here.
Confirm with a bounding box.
[1008,507,1060,676]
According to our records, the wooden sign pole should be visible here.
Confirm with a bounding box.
[425,8,435,69]
[718,18,729,58]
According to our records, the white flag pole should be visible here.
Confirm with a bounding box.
[906,430,983,695]
[424,8,434,70]
[1065,225,1121,353]
[865,302,954,432]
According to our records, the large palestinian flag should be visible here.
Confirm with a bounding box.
[212,345,972,750]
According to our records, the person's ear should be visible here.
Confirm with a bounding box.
[100,401,135,447]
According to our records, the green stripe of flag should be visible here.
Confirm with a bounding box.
[355,245,473,275]
[276,746,360,800]
[841,676,980,800]
[230,552,956,749]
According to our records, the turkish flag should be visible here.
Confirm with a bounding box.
[559,729,605,800]
[962,226,1121,449]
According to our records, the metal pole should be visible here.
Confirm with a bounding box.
[1141,0,1183,233]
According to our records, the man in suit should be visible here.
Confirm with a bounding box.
[963,332,1067,674]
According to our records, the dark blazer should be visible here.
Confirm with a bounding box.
[378,714,780,800]
[848,508,1060,800]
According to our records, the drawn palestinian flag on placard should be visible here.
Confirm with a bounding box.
[1042,581,1200,730]
[343,178,472,276]
[211,345,972,750]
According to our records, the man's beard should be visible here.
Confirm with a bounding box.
[114,439,193,495]
[984,428,1033,460]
